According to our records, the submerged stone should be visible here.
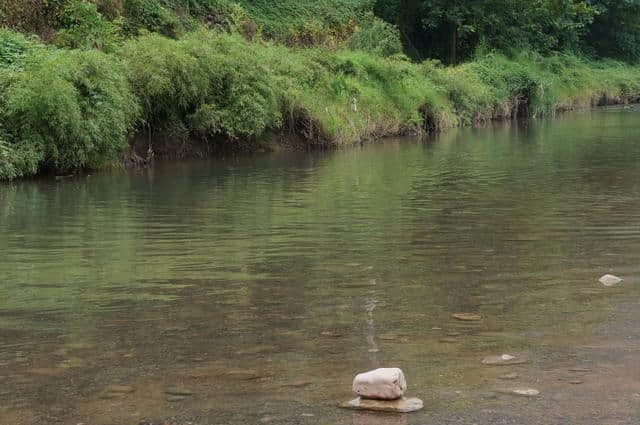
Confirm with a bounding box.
[321,331,344,338]
[105,385,135,394]
[569,367,591,373]
[452,313,482,321]
[166,395,188,402]
[353,368,406,400]
[165,387,194,396]
[340,397,423,413]
[495,388,539,397]
[599,274,622,286]
[482,354,528,365]
[498,373,520,380]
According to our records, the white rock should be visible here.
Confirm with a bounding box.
[352,368,406,400]
[482,354,528,365]
[599,274,622,286]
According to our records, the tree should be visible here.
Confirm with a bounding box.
[374,0,598,63]
[585,0,640,62]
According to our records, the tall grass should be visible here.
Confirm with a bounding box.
[0,42,138,179]
[1,27,640,180]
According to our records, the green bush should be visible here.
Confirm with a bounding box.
[122,0,182,37]
[0,49,138,178]
[347,13,403,57]
[0,29,45,70]
[55,0,123,52]
[120,32,281,144]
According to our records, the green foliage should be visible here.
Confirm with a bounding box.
[121,32,281,142]
[347,12,403,57]
[585,0,640,62]
[227,0,370,42]
[0,29,45,70]
[122,0,182,37]
[0,48,138,178]
[55,0,123,52]
[2,12,640,180]
[374,0,598,63]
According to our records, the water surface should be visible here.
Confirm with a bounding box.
[2,107,640,424]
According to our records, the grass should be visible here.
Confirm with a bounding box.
[1,25,640,180]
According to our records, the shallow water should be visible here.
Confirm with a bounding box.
[1,107,640,424]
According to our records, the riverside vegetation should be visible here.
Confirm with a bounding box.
[1,0,640,180]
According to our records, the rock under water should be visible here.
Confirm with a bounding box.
[482,354,528,365]
[451,313,482,321]
[599,274,623,286]
[340,397,424,413]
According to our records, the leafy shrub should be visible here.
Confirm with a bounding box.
[347,13,403,57]
[122,0,182,37]
[0,0,67,38]
[121,32,281,143]
[0,49,138,177]
[55,0,123,52]
[0,29,44,70]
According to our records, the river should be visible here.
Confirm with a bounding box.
[1,107,640,424]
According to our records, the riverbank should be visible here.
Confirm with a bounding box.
[2,28,640,180]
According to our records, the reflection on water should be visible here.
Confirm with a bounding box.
[1,107,640,424]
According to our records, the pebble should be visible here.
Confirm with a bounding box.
[452,313,482,321]
[105,385,135,394]
[498,373,520,380]
[569,367,591,373]
[226,369,263,380]
[482,354,528,366]
[340,397,424,413]
[599,274,622,286]
[569,380,583,385]
[166,395,188,402]
[495,388,540,397]
[379,334,398,341]
[165,387,194,396]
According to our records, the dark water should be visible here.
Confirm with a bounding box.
[2,107,640,424]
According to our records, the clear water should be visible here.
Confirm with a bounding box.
[1,107,640,424]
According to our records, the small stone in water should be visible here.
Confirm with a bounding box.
[452,313,482,321]
[599,274,622,286]
[498,373,520,380]
[105,385,135,394]
[569,367,591,373]
[165,387,193,396]
[569,380,583,385]
[496,388,540,397]
[340,397,423,413]
[482,354,528,365]
[166,395,187,402]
